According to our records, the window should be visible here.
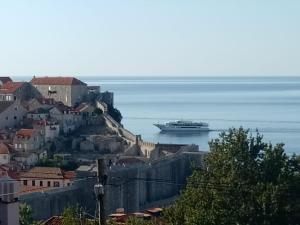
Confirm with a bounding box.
[54,182,60,187]
[40,181,43,187]
[32,180,35,186]
[23,180,27,186]
[47,181,51,187]
[5,116,8,120]
[15,107,18,110]
[14,116,17,120]
[15,144,18,149]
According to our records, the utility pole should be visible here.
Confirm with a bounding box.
[94,158,107,225]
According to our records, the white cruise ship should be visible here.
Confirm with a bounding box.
[154,120,209,132]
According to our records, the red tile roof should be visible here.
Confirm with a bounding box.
[0,142,10,154]
[63,171,76,180]
[16,129,35,138]
[42,216,62,225]
[0,77,12,84]
[31,76,86,86]
[75,102,90,112]
[0,165,20,180]
[21,167,64,179]
[20,167,76,180]
[0,81,24,94]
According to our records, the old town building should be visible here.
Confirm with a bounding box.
[31,77,87,107]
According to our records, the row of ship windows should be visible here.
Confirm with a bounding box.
[173,126,199,128]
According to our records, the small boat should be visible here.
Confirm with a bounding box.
[154,120,209,132]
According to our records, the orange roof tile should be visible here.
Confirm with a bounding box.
[20,167,75,180]
[0,142,10,154]
[43,216,62,225]
[0,77,12,84]
[16,129,35,138]
[31,76,86,86]
[63,171,76,180]
[0,81,24,94]
[21,167,64,179]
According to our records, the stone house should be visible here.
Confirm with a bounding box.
[0,77,12,86]
[23,97,56,112]
[27,107,50,120]
[0,142,11,164]
[33,120,60,142]
[75,102,97,125]
[19,167,75,189]
[31,76,87,107]
[13,129,44,152]
[75,102,95,117]
[49,104,82,134]
[13,152,39,167]
[0,81,37,102]
[0,101,27,129]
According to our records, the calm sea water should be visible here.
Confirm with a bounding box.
[81,76,300,155]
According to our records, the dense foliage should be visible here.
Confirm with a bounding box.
[165,128,300,225]
[61,207,95,225]
[108,105,122,123]
[19,203,37,225]
[36,156,79,171]
[94,107,103,115]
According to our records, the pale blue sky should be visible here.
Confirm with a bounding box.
[0,0,299,76]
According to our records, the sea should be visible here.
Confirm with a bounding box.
[15,76,300,155]
[82,76,300,155]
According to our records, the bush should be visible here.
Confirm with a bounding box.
[108,105,122,123]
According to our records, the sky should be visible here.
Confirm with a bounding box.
[0,0,299,77]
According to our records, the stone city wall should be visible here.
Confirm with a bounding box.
[20,151,205,220]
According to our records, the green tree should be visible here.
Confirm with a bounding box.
[62,206,95,225]
[108,105,122,123]
[165,128,300,225]
[19,203,34,225]
[62,207,78,225]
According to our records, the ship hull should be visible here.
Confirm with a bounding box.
[154,124,209,132]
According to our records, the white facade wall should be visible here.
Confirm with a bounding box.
[14,132,44,152]
[44,124,60,141]
[14,153,38,166]
[0,153,10,164]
